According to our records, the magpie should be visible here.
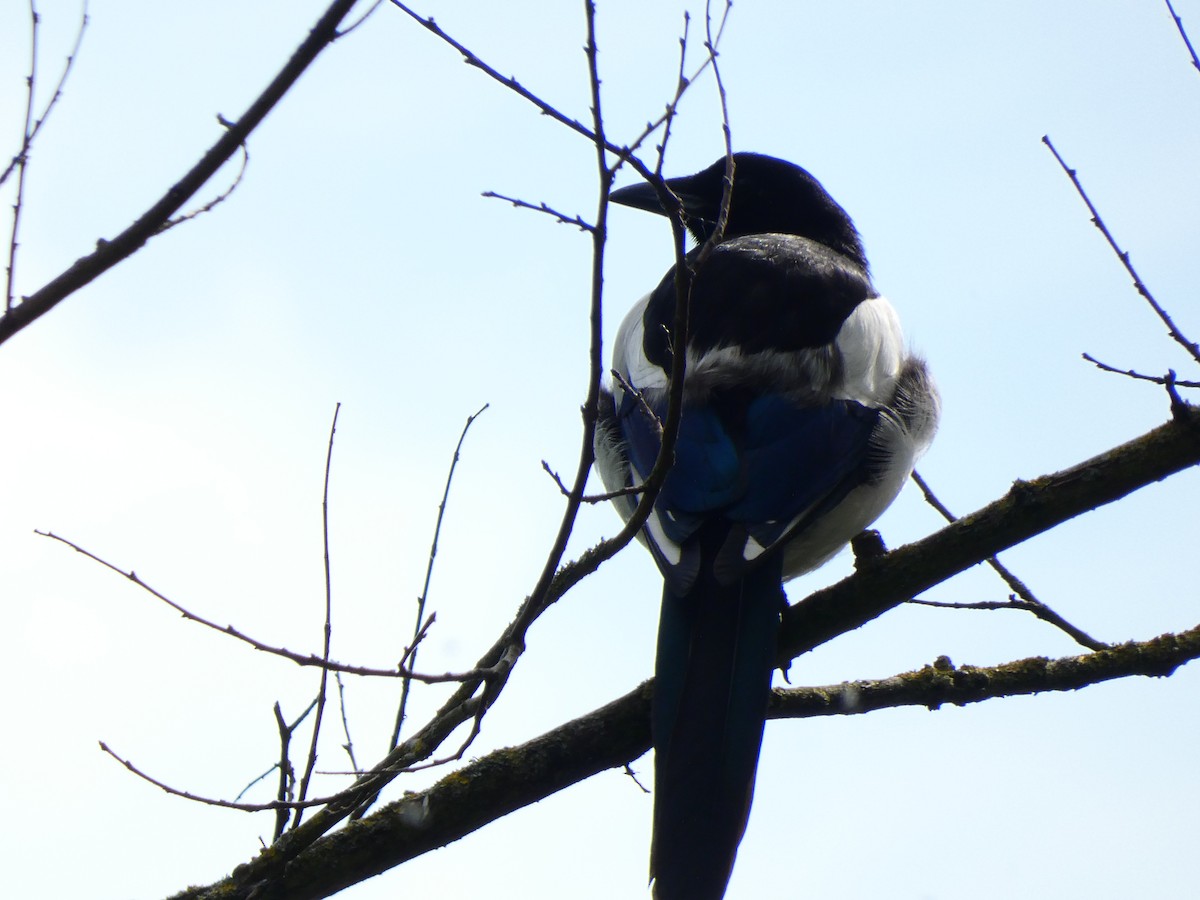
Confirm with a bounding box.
[595,153,939,900]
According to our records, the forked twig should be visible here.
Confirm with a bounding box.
[233,697,317,808]
[0,0,88,190]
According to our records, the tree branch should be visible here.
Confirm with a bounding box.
[0,0,365,347]
[169,618,1200,900]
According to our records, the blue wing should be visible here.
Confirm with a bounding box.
[616,384,880,591]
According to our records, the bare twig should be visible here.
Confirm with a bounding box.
[0,0,88,190]
[1042,135,1200,366]
[0,0,366,347]
[99,740,351,814]
[292,404,342,829]
[5,0,87,310]
[909,470,1109,650]
[704,0,734,163]
[158,130,250,233]
[397,611,435,671]
[234,698,318,804]
[351,402,489,819]
[611,369,663,439]
[273,703,297,839]
[333,673,361,774]
[388,2,602,149]
[624,763,651,794]
[389,403,488,750]
[386,2,661,186]
[1165,0,1200,74]
[626,3,729,166]
[542,458,647,503]
[36,529,481,682]
[481,191,593,231]
[653,11,690,167]
[6,1,40,312]
[1082,352,1200,388]
[339,0,385,36]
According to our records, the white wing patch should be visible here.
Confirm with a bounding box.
[833,295,904,406]
[612,292,668,399]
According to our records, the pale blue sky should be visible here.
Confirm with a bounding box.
[2,2,1198,898]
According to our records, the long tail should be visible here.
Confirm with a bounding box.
[650,549,785,900]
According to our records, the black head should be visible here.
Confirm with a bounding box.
[611,152,867,270]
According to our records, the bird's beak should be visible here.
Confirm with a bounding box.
[611,177,712,243]
[610,180,670,216]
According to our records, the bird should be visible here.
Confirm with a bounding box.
[594,152,940,900]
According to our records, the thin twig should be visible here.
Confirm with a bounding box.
[352,399,490,829]
[909,470,1110,650]
[36,529,481,682]
[6,0,40,312]
[388,3,600,148]
[704,0,734,165]
[272,703,296,839]
[397,611,435,671]
[158,129,249,233]
[611,369,663,439]
[99,741,351,813]
[1042,134,1200,365]
[624,763,651,794]
[386,1,660,186]
[481,191,593,231]
[333,673,361,774]
[1165,0,1200,73]
[235,698,318,804]
[389,403,488,750]
[542,458,645,502]
[625,4,729,167]
[0,1,87,189]
[292,403,342,829]
[1082,352,1200,387]
[339,0,384,36]
[654,11,690,168]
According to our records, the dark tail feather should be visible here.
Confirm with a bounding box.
[650,551,785,900]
